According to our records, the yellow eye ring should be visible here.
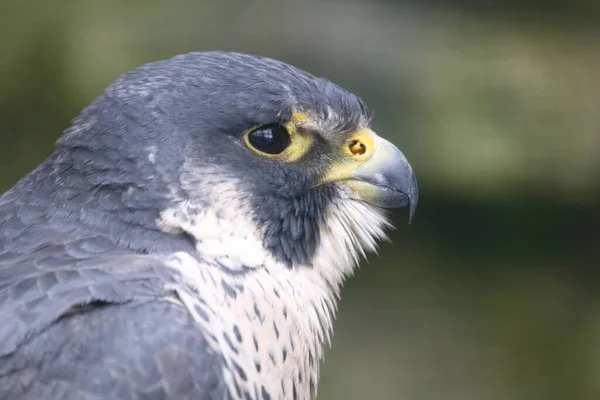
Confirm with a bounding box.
[243,114,314,162]
[246,123,291,155]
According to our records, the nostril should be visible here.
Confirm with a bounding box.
[349,140,366,156]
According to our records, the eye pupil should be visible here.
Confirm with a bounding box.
[247,124,291,155]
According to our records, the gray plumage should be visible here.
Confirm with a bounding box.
[0,199,227,399]
[0,51,417,399]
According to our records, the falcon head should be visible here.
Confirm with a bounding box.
[52,51,417,287]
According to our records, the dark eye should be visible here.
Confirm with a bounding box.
[247,123,291,155]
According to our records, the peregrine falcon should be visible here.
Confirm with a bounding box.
[0,52,418,399]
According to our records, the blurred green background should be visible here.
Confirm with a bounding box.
[1,1,599,399]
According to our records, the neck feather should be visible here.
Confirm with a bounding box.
[158,190,391,399]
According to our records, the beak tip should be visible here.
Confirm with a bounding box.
[406,174,419,224]
[408,200,417,224]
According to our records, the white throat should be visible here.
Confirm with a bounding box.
[157,189,390,399]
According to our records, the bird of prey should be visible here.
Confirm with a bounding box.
[0,51,417,400]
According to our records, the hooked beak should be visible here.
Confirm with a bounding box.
[327,129,419,223]
[337,134,419,223]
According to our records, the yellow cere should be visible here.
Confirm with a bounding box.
[342,129,375,161]
[320,128,378,184]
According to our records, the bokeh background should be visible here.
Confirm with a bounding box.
[1,1,599,399]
